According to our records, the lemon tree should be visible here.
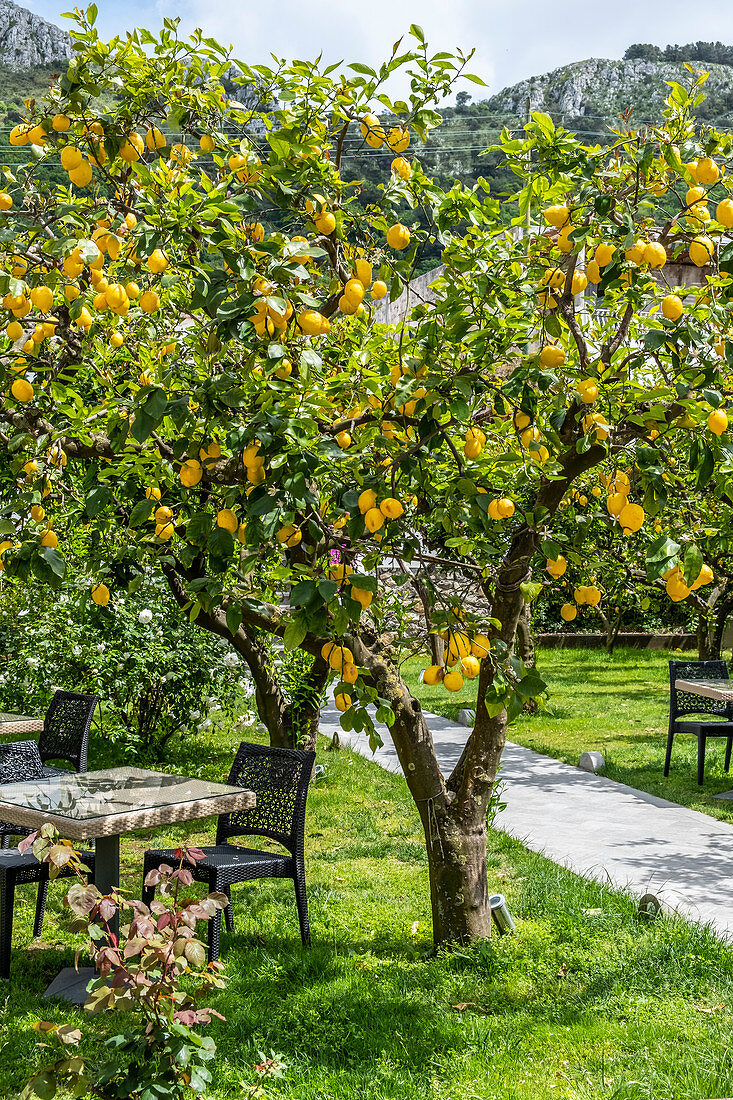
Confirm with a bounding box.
[2,20,733,944]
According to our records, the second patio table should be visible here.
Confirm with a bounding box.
[0,712,44,737]
[0,765,255,1000]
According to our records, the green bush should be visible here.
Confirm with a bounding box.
[0,576,252,762]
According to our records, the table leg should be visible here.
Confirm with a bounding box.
[93,834,120,938]
[44,833,120,1003]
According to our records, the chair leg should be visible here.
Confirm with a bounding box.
[698,735,707,786]
[33,875,49,939]
[293,866,311,947]
[725,736,732,773]
[207,909,222,963]
[222,886,233,933]
[0,873,14,980]
[664,722,675,777]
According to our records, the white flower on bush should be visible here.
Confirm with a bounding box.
[26,657,40,668]
[223,652,239,668]
[96,643,106,653]
[200,718,212,730]
[189,709,201,720]
[72,646,82,656]
[138,609,153,625]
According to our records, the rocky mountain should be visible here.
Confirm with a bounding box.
[486,56,733,124]
[0,0,70,69]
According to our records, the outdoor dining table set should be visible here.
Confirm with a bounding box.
[0,690,315,1001]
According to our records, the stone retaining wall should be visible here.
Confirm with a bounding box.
[537,632,697,651]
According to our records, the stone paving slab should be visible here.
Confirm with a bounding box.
[320,702,733,939]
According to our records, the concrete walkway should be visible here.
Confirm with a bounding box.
[320,703,733,938]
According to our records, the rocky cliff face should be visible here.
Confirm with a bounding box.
[0,0,70,69]
[488,57,733,123]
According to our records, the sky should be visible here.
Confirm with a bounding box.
[22,0,733,100]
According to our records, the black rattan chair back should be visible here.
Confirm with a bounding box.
[0,740,45,784]
[216,741,315,857]
[38,690,99,773]
[669,660,730,719]
[0,740,45,841]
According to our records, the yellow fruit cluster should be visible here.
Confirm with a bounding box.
[663,563,714,602]
[422,631,491,693]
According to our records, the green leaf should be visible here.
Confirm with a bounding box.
[520,581,542,604]
[349,62,378,77]
[38,547,66,578]
[129,499,156,526]
[225,602,241,637]
[683,543,703,588]
[290,580,316,606]
[207,526,234,560]
[130,411,155,444]
[85,486,111,518]
[646,535,681,582]
[644,328,668,351]
[284,617,307,651]
[29,1069,57,1099]
[143,387,168,419]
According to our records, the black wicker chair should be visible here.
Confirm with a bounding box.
[38,689,99,776]
[0,740,95,979]
[666,660,733,785]
[142,742,315,960]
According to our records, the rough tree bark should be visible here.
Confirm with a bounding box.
[515,601,535,669]
[162,564,327,751]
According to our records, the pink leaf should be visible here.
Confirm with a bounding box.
[18,832,37,856]
[98,898,117,922]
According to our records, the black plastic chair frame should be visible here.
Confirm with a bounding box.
[0,740,95,979]
[666,660,733,785]
[142,741,315,960]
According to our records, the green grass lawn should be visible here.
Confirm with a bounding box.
[5,711,733,1098]
[403,646,733,823]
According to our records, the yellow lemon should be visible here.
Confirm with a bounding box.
[661,294,683,321]
[386,223,410,250]
[543,205,570,228]
[443,670,464,692]
[180,459,203,487]
[147,249,168,274]
[11,378,33,402]
[91,583,110,606]
[689,235,714,267]
[708,409,728,436]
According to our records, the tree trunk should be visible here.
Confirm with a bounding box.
[515,601,535,668]
[712,595,733,662]
[413,574,444,666]
[361,649,497,943]
[282,656,329,752]
[424,805,492,942]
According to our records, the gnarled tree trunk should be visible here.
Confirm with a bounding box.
[515,601,535,668]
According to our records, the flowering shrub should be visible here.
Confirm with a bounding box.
[20,824,228,1100]
[0,574,254,761]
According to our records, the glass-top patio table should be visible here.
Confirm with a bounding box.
[0,766,256,1000]
[674,678,733,703]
